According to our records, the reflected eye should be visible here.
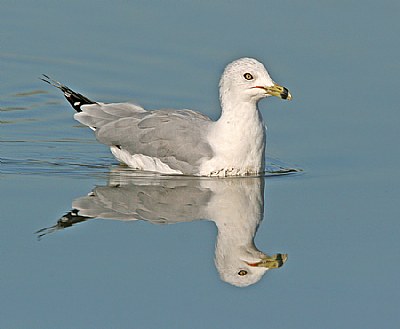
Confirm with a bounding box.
[243,73,253,80]
[238,270,248,276]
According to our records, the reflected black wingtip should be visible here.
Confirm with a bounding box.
[35,209,93,240]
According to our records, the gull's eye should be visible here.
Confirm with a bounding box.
[238,270,248,276]
[243,73,253,80]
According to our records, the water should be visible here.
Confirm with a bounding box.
[1,0,399,328]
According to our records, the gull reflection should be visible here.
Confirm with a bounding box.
[37,168,287,287]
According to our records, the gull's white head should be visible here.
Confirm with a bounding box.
[219,57,291,107]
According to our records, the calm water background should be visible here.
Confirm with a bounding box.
[1,0,399,328]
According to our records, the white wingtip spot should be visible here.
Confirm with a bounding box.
[74,102,81,106]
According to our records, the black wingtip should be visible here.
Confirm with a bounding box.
[40,74,62,89]
[40,74,95,112]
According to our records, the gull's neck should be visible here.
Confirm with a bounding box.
[219,86,258,115]
[200,91,266,176]
[218,96,260,126]
[217,86,265,134]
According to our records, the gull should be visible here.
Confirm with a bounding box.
[42,57,291,176]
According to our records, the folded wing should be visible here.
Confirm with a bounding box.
[75,103,214,174]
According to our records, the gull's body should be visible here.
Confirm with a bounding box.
[43,58,291,176]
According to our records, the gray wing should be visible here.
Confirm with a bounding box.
[74,103,214,174]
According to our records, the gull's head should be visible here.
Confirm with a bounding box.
[219,57,292,106]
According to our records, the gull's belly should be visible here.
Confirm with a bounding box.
[110,146,183,175]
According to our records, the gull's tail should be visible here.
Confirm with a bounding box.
[40,74,95,112]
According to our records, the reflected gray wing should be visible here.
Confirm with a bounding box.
[72,180,212,223]
[75,103,214,174]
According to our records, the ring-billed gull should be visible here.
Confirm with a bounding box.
[42,57,291,176]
